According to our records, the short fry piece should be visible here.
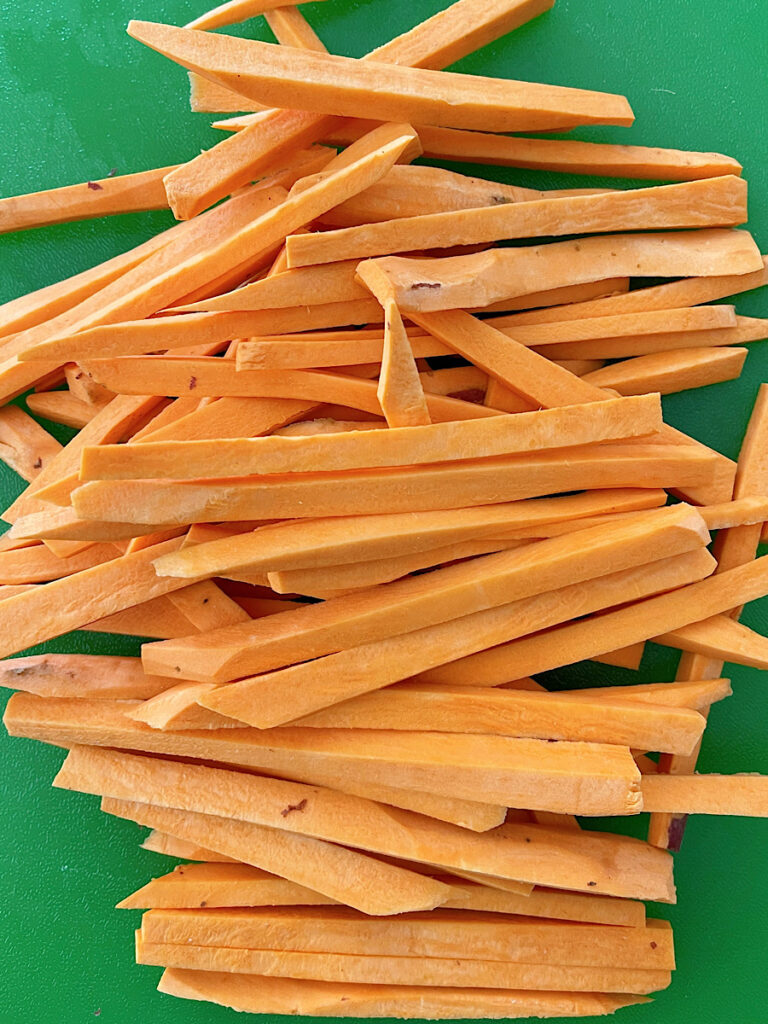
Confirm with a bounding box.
[641,775,768,815]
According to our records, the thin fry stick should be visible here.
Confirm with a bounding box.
[186,0,330,31]
[0,166,176,234]
[119,862,646,927]
[582,347,748,395]
[263,7,327,50]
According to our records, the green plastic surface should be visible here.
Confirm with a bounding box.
[1,0,768,1021]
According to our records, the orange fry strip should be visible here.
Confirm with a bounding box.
[419,553,768,685]
[100,796,450,917]
[186,0,330,31]
[641,775,768,815]
[119,862,645,927]
[74,361,494,423]
[286,177,747,267]
[582,348,748,396]
[0,653,177,700]
[0,537,204,659]
[0,406,62,481]
[354,230,762,313]
[155,969,649,1018]
[128,22,634,135]
[0,165,175,234]
[81,395,662,481]
[150,490,664,580]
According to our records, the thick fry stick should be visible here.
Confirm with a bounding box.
[641,775,768,815]
[138,937,669,994]
[497,256,768,326]
[72,445,720,524]
[356,230,762,313]
[156,967,649,1018]
[81,395,662,480]
[419,553,768,685]
[151,490,664,579]
[656,613,768,669]
[139,904,673,968]
[168,0,557,218]
[286,177,747,267]
[288,684,704,755]
[119,862,645,926]
[128,22,633,135]
[555,677,732,711]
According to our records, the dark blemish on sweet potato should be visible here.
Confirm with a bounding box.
[650,941,657,949]
[200,900,207,907]
[281,799,308,818]
[491,195,513,204]
[410,282,441,290]
[667,814,689,852]
[202,598,209,605]
[33,458,42,469]
[87,181,103,191]
[587,881,597,887]
[189,376,198,390]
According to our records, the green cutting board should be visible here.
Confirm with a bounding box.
[1,1,767,1021]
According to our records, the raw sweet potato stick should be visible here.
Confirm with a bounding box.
[159,0,557,218]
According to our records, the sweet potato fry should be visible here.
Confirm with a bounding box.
[151,490,664,580]
[138,903,673,967]
[286,177,747,267]
[0,537,205,659]
[0,166,175,235]
[128,22,634,135]
[0,405,62,481]
[146,518,707,685]
[72,445,720,525]
[420,553,768,685]
[81,395,662,481]
[0,654,176,700]
[98,794,450,917]
[288,683,705,755]
[156,967,649,1018]
[582,347,748,396]
[186,0,329,31]
[656,613,768,669]
[641,775,768,815]
[120,862,645,927]
[357,230,762,313]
